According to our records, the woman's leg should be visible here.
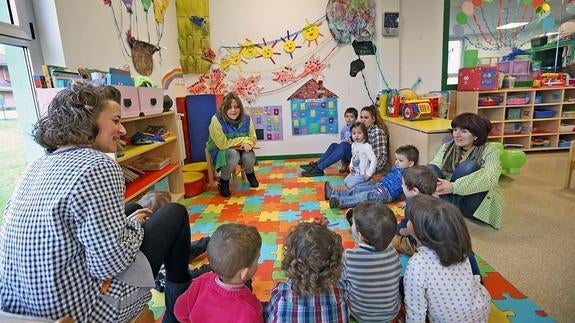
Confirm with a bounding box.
[317,143,351,170]
[219,149,241,181]
[140,203,191,323]
[341,142,352,164]
[438,161,487,219]
[140,203,190,282]
[240,150,257,173]
[316,142,339,165]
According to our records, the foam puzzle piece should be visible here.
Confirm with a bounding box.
[483,272,526,300]
[493,293,555,322]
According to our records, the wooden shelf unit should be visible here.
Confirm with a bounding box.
[119,111,184,202]
[457,87,575,151]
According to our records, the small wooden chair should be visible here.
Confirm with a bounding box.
[564,140,575,189]
[204,147,246,189]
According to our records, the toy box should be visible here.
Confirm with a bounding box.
[113,85,141,118]
[533,109,556,118]
[137,87,164,116]
[457,66,499,91]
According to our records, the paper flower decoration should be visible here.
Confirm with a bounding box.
[232,74,264,104]
[272,66,298,85]
[300,54,328,80]
[186,68,228,95]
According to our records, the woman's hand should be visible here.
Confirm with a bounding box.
[435,178,454,195]
[128,208,153,225]
[241,143,252,151]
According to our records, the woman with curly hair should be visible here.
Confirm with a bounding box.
[265,222,349,322]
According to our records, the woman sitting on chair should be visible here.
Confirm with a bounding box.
[207,92,259,197]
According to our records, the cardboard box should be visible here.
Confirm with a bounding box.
[457,66,499,91]
[137,87,164,116]
[114,85,141,118]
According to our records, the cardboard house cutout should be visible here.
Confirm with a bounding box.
[288,79,339,136]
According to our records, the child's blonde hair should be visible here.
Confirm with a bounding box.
[282,223,343,296]
[137,190,171,212]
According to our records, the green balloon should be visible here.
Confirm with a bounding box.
[522,0,533,4]
[141,0,152,11]
[456,12,468,25]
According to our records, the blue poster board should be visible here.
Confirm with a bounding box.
[290,98,338,136]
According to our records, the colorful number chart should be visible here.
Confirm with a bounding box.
[246,106,283,141]
[290,98,338,136]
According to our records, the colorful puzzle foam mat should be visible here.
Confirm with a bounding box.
[149,159,555,322]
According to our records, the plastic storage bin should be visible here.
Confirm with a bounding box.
[506,108,521,119]
[533,109,556,118]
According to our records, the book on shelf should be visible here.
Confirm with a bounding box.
[131,156,171,171]
[121,165,141,183]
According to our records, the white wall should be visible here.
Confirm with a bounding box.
[35,0,445,158]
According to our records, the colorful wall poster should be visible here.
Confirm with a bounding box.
[246,106,283,141]
[290,98,338,136]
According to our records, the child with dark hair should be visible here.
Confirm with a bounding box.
[403,195,491,322]
[392,166,438,255]
[265,223,349,322]
[326,145,419,209]
[301,107,358,175]
[343,201,401,322]
[175,223,263,323]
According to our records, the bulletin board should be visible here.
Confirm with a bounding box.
[290,98,338,136]
[246,106,283,141]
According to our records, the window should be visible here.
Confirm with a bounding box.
[447,39,463,86]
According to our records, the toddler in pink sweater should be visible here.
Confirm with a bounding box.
[174,223,263,323]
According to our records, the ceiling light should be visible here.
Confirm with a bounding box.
[496,22,529,30]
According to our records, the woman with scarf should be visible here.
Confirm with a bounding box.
[428,112,504,229]
[207,93,259,197]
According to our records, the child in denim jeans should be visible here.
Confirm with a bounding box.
[325,145,419,209]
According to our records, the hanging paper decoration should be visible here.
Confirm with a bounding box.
[127,31,160,76]
[240,39,259,59]
[232,74,264,104]
[122,0,133,13]
[190,16,209,32]
[141,0,152,12]
[219,49,247,71]
[272,66,298,85]
[281,30,301,59]
[186,68,228,95]
[451,0,554,51]
[202,47,217,63]
[300,54,328,80]
[326,0,376,45]
[257,38,280,64]
[302,20,324,47]
[153,0,169,23]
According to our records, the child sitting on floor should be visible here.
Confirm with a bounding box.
[343,201,402,322]
[403,195,491,322]
[325,145,419,209]
[392,165,438,255]
[175,223,263,323]
[265,222,349,322]
[342,122,377,189]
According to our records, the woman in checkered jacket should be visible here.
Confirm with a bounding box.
[0,83,191,323]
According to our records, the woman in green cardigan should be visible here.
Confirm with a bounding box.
[207,92,259,197]
[428,112,504,229]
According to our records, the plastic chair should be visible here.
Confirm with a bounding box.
[564,140,575,189]
[204,147,246,189]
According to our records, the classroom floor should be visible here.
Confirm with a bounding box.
[149,158,556,322]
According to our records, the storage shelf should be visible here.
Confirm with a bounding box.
[124,163,180,201]
[457,87,575,152]
[117,136,176,163]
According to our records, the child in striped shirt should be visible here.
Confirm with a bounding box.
[342,201,402,322]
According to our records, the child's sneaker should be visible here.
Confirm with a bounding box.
[324,181,333,200]
[329,196,341,208]
[345,208,353,225]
